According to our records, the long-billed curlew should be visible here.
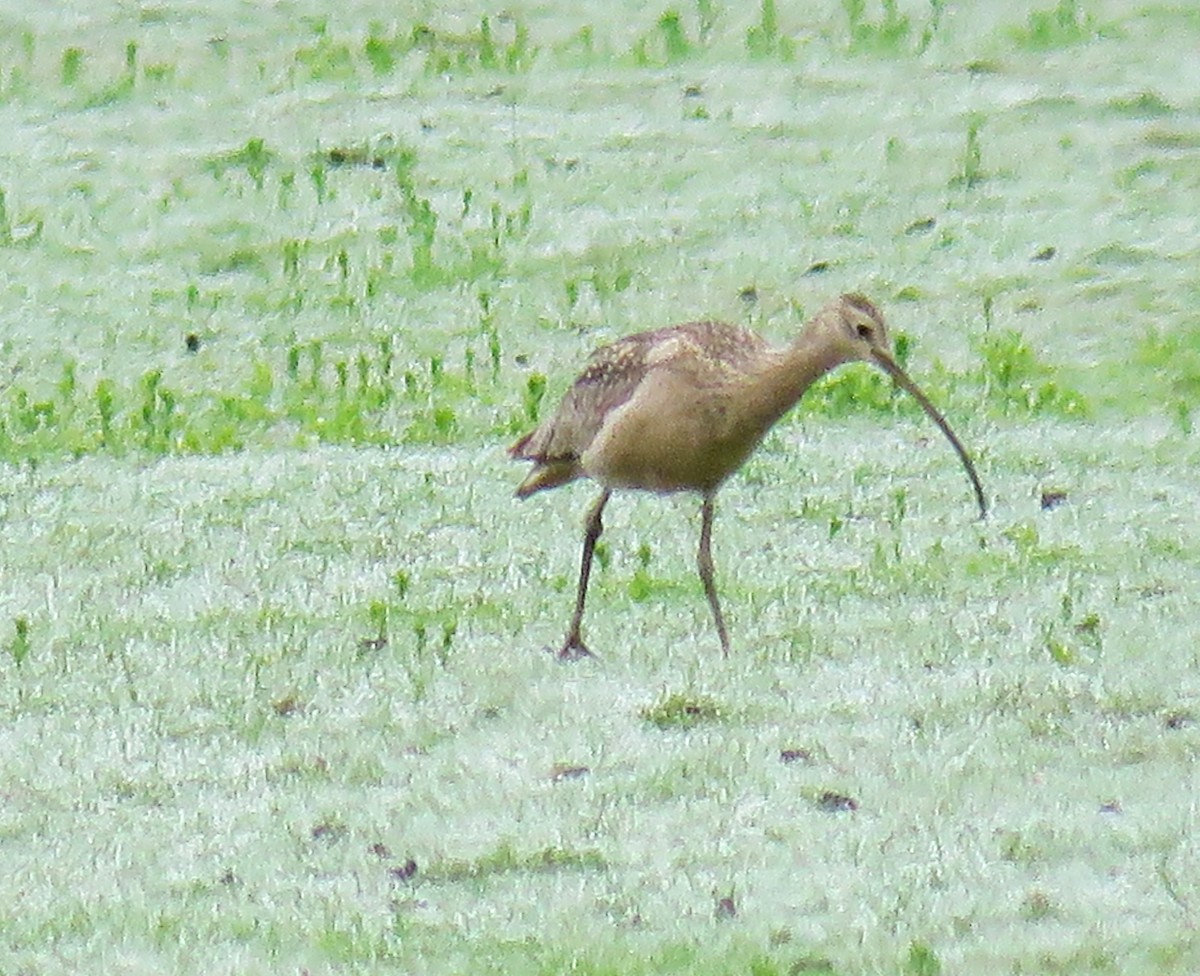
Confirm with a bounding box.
[510,293,986,660]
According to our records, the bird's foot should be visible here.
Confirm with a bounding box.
[552,633,594,662]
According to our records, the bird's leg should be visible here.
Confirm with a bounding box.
[698,492,731,657]
[558,488,611,661]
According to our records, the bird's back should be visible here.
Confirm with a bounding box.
[510,320,768,497]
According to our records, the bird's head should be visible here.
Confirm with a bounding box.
[827,292,988,519]
[832,292,892,364]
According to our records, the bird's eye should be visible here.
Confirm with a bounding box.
[856,322,873,340]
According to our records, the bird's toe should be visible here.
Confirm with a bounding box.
[552,636,595,662]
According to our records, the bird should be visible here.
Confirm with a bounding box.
[510,293,986,660]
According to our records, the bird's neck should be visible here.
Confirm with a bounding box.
[736,330,850,433]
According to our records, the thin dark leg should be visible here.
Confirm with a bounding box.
[698,492,730,657]
[558,488,611,661]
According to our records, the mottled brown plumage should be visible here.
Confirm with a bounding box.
[511,293,986,660]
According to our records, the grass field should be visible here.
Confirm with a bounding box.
[2,1,1199,973]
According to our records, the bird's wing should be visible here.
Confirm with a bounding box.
[510,330,663,464]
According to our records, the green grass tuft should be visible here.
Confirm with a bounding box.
[844,0,911,54]
[746,0,794,59]
[976,330,1089,417]
[1010,0,1097,50]
[7,616,31,666]
[904,942,943,976]
[429,842,606,882]
[950,113,986,188]
[60,46,85,85]
[641,692,725,729]
[205,137,275,190]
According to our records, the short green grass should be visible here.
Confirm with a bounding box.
[3,1,1200,973]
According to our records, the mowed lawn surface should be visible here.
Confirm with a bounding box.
[2,2,1199,973]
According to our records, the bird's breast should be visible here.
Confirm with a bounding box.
[579,370,763,493]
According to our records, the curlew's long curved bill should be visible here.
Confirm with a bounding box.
[870,348,988,519]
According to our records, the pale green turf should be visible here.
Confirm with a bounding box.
[2,2,1200,974]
